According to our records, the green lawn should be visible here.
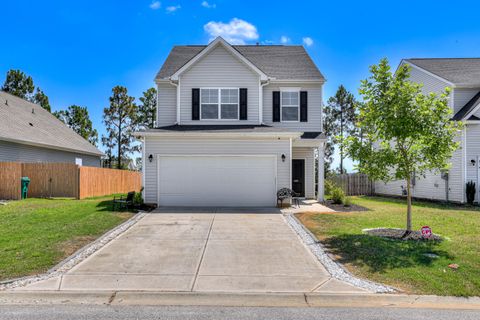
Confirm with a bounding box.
[296,196,480,296]
[0,196,133,281]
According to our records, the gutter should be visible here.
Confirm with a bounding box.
[134,130,303,139]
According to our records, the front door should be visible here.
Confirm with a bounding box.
[292,159,305,197]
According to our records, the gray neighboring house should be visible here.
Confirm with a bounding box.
[0,91,103,166]
[375,58,480,203]
[136,37,326,207]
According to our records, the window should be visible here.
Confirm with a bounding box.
[75,158,83,166]
[281,91,299,122]
[201,88,239,120]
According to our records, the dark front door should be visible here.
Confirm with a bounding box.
[292,159,305,197]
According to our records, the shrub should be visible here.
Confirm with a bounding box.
[324,180,335,196]
[466,181,476,205]
[330,187,345,205]
[133,192,144,206]
[343,196,352,207]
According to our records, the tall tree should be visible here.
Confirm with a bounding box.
[2,69,52,112]
[325,85,357,173]
[344,58,461,234]
[322,103,336,173]
[102,86,138,169]
[54,105,98,146]
[138,87,157,129]
[1,69,34,100]
[33,87,51,112]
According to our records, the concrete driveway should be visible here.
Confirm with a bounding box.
[18,209,367,293]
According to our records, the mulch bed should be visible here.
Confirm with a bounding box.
[364,228,443,241]
[323,200,369,212]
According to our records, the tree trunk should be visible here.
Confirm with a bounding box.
[405,176,413,235]
[117,126,122,169]
[340,105,344,173]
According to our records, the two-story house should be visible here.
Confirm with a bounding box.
[375,58,480,203]
[136,37,326,207]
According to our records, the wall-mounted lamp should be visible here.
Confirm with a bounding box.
[471,159,476,166]
[148,154,153,163]
[281,154,286,162]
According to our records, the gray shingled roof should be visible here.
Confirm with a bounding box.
[0,91,103,156]
[405,58,480,86]
[156,45,325,81]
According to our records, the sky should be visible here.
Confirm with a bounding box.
[2,0,480,171]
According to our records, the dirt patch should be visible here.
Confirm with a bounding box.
[324,200,369,212]
[364,228,443,241]
[57,235,97,256]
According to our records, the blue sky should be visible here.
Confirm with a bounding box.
[2,0,480,171]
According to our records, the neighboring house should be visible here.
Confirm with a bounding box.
[0,91,103,166]
[375,58,480,203]
[136,37,326,207]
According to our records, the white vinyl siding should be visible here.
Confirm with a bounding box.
[465,124,480,202]
[0,140,101,167]
[263,82,322,131]
[452,88,480,115]
[292,147,316,198]
[156,82,177,127]
[179,45,260,124]
[143,137,291,204]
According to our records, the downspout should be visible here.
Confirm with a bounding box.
[169,79,180,124]
[259,79,270,125]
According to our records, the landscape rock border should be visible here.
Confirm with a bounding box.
[0,212,147,291]
[284,214,396,293]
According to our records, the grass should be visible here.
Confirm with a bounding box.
[296,196,480,296]
[0,196,133,281]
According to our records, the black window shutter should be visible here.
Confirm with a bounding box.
[300,91,308,122]
[272,91,280,122]
[239,88,248,120]
[192,88,200,120]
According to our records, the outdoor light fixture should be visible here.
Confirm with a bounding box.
[471,159,476,166]
[281,154,286,162]
[148,154,153,163]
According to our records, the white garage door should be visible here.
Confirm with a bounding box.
[157,155,276,207]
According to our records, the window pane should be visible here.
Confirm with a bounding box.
[221,104,238,119]
[282,106,298,121]
[281,91,299,105]
[221,89,238,103]
[201,104,218,119]
[201,89,218,104]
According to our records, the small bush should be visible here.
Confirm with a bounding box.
[466,181,476,205]
[343,196,352,207]
[133,192,144,206]
[330,187,345,205]
[324,180,335,196]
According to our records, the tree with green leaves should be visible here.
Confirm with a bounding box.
[2,69,51,111]
[54,105,98,146]
[138,87,157,129]
[2,69,34,99]
[322,103,336,173]
[344,58,462,235]
[102,86,138,169]
[325,85,357,173]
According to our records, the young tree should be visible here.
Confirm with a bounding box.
[138,87,157,129]
[326,85,357,174]
[102,86,138,169]
[1,69,34,99]
[322,103,336,173]
[2,70,52,111]
[54,105,98,146]
[345,58,462,234]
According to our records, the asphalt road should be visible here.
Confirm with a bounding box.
[1,305,479,320]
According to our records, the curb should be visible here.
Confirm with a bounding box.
[1,291,479,310]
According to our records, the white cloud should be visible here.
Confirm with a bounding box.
[302,37,314,47]
[280,36,290,44]
[201,1,216,8]
[149,1,161,10]
[204,18,259,45]
[166,4,181,13]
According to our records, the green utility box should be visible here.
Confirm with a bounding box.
[21,177,30,199]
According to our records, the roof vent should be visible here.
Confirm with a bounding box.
[29,122,33,127]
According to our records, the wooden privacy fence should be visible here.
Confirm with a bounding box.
[0,162,142,200]
[331,173,374,196]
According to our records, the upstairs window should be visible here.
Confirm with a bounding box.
[201,88,239,120]
[281,91,299,122]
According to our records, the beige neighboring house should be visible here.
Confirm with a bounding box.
[136,37,326,207]
[0,91,103,166]
[375,58,480,203]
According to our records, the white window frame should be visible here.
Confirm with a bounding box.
[280,88,300,123]
[200,88,240,121]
